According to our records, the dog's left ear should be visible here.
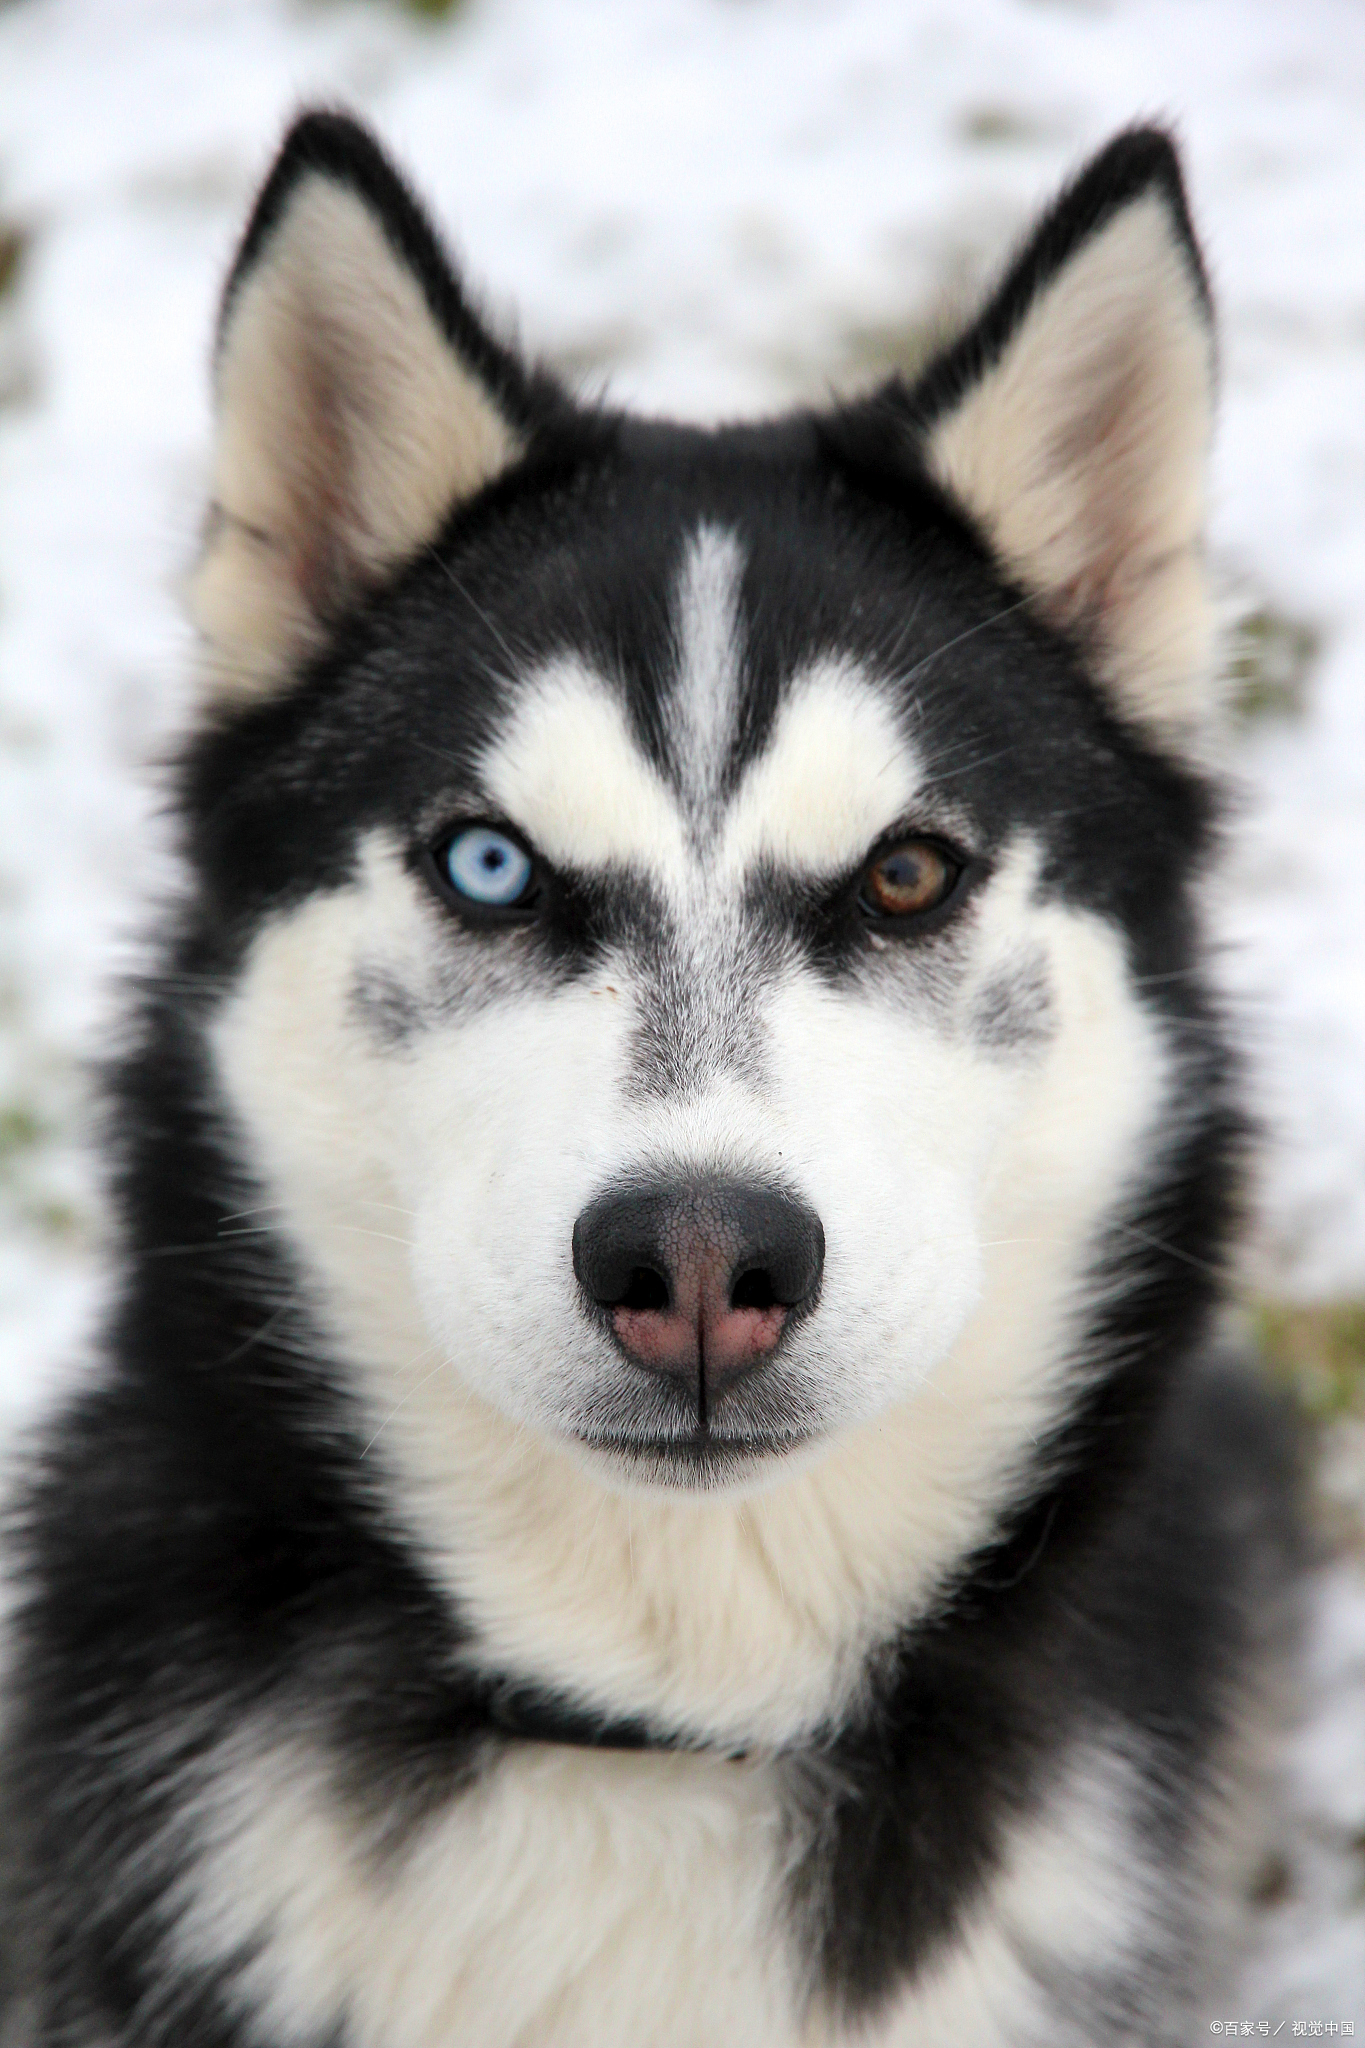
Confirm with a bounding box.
[192,111,546,703]
[908,129,1216,744]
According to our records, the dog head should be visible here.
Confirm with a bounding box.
[189,114,1218,1503]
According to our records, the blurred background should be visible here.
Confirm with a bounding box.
[0,0,1361,2018]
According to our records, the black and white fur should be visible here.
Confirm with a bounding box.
[0,113,1298,2046]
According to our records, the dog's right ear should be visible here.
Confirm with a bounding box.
[191,112,542,705]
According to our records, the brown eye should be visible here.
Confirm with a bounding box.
[859,840,959,921]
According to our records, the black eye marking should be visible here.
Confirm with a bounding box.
[856,837,966,928]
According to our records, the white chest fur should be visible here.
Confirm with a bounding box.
[174,1737,805,2047]
[169,1723,1157,2048]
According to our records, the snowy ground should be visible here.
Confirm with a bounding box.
[1,0,1362,2027]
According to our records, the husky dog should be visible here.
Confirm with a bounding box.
[1,113,1297,2046]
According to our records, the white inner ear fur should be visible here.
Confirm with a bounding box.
[925,194,1214,740]
[191,176,521,702]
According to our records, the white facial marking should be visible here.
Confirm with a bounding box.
[477,541,921,908]
[666,523,744,820]
[479,660,688,885]
[721,657,922,882]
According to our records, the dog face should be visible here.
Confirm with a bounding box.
[193,118,1216,1499]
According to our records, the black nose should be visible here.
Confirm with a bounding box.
[572,1179,824,1420]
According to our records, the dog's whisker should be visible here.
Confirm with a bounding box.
[1106,1220,1227,1278]
[322,1223,417,1251]
[424,546,530,677]
[359,1347,455,1456]
[212,1297,300,1370]
[898,597,1032,689]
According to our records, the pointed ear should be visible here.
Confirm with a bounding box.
[191,112,544,703]
[909,129,1216,743]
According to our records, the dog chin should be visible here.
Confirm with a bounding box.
[568,1425,826,1496]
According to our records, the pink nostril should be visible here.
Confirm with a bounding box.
[611,1303,696,1371]
[704,1301,788,1366]
[611,1259,789,1380]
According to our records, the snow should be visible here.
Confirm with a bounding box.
[1,0,1362,2022]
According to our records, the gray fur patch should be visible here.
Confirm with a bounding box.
[624,921,776,1102]
[349,935,558,1050]
[351,963,428,1048]
[967,953,1056,1056]
[665,525,745,838]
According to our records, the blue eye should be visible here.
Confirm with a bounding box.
[442,827,535,908]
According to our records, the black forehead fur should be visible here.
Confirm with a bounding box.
[181,405,1214,1000]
